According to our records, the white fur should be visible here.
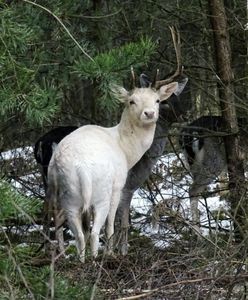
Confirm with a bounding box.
[47,82,178,262]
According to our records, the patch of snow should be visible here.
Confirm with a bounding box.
[2,224,43,235]
[1,146,34,160]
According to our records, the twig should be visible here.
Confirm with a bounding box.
[23,0,94,62]
[48,251,55,300]
[3,275,15,300]
[90,251,107,300]
[116,275,248,300]
[69,9,122,19]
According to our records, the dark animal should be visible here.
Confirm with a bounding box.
[179,115,248,229]
[34,126,78,189]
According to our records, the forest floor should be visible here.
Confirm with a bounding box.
[50,232,248,300]
[2,203,248,299]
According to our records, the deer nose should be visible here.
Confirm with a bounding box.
[144,110,155,119]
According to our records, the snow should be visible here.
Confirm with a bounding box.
[1,146,33,160]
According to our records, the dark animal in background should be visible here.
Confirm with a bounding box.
[34,126,78,190]
[180,116,248,229]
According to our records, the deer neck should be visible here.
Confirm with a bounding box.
[117,109,156,169]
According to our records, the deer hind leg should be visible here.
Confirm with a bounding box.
[90,203,109,259]
[189,169,218,233]
[189,185,201,224]
[67,210,86,263]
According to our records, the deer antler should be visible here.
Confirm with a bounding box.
[155,26,183,89]
[131,66,136,89]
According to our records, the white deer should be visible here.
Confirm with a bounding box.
[47,78,178,262]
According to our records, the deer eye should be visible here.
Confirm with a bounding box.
[156,99,160,103]
[129,100,135,105]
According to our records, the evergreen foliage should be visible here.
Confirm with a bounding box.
[0,250,93,299]
[0,6,61,126]
[74,37,156,108]
[0,180,41,223]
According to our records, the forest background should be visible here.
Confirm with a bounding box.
[0,0,248,299]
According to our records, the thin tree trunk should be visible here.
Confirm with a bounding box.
[208,0,247,242]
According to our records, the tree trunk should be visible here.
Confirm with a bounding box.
[208,0,247,242]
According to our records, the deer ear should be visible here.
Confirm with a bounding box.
[159,82,179,102]
[110,84,129,103]
[174,77,188,96]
